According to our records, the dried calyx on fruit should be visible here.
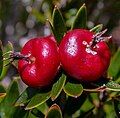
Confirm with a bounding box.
[2,51,33,66]
[87,29,112,48]
[59,29,111,82]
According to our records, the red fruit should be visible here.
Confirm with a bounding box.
[59,29,111,82]
[18,35,60,87]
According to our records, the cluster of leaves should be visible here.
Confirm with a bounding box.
[0,4,120,118]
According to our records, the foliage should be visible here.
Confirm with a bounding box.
[0,0,120,118]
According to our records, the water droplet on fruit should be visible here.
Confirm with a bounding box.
[67,37,77,56]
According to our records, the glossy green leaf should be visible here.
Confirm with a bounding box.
[71,4,87,29]
[51,74,66,101]
[31,108,44,118]
[25,91,51,110]
[0,41,14,80]
[47,19,56,38]
[37,102,49,115]
[15,87,39,106]
[90,24,103,33]
[24,111,38,118]
[64,82,83,97]
[106,81,120,91]
[0,79,19,118]
[45,104,62,118]
[12,107,29,118]
[0,40,3,76]
[52,6,67,43]
[108,48,120,78]
[113,98,120,118]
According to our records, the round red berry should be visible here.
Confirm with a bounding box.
[59,29,111,82]
[18,35,60,87]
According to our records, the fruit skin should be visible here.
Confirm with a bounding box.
[59,29,111,82]
[18,35,60,87]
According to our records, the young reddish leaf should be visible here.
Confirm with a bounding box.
[90,24,103,33]
[52,6,67,43]
[51,74,66,101]
[71,4,87,29]
[25,92,51,110]
[63,82,83,98]
[45,104,62,118]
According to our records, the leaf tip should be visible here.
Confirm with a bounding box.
[51,97,55,101]
[82,3,86,6]
[54,5,58,9]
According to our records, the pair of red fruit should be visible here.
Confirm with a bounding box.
[18,29,111,88]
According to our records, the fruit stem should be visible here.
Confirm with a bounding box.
[88,29,112,48]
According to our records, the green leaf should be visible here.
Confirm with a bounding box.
[47,19,56,38]
[51,74,66,101]
[71,4,87,29]
[0,79,19,118]
[37,102,49,115]
[64,93,87,116]
[45,104,62,118]
[90,24,103,33]
[104,101,116,118]
[0,84,6,93]
[63,82,83,97]
[52,6,67,43]
[113,98,120,118]
[15,87,39,106]
[0,41,14,80]
[0,40,3,76]
[106,81,120,91]
[25,91,51,110]
[0,85,6,103]
[108,48,120,78]
[31,108,44,118]
[12,107,29,118]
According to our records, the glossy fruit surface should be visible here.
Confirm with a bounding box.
[18,35,60,87]
[59,29,111,82]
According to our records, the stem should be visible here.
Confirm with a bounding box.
[84,85,106,93]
